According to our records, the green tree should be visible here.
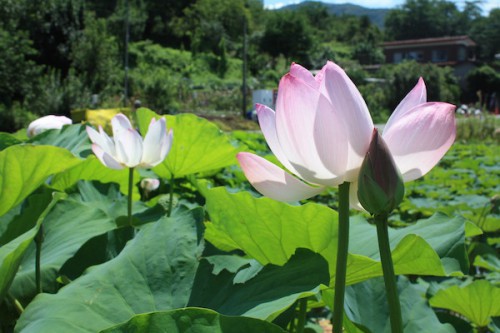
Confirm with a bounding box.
[70,13,122,96]
[385,0,462,40]
[469,8,500,60]
[381,61,460,111]
[261,10,314,67]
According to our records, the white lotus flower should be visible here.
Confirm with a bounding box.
[86,113,173,170]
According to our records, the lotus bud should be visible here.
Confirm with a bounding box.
[140,178,160,192]
[358,129,404,216]
[27,115,72,138]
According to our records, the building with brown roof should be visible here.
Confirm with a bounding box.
[382,35,477,87]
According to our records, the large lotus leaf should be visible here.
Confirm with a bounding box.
[15,208,204,333]
[344,276,454,333]
[135,108,239,178]
[50,155,141,199]
[0,191,62,301]
[0,132,22,150]
[188,248,330,321]
[100,308,285,333]
[28,124,92,158]
[349,213,468,275]
[430,279,500,327]
[204,188,466,287]
[8,182,141,302]
[0,145,81,217]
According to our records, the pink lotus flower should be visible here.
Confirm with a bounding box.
[86,113,173,170]
[237,61,456,207]
[27,115,72,137]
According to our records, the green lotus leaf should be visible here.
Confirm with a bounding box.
[135,108,239,179]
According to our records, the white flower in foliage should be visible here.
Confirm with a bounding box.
[86,113,173,170]
[27,115,72,137]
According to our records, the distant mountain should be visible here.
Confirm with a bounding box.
[280,1,390,29]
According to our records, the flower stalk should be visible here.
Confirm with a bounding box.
[332,182,350,333]
[296,298,308,333]
[375,213,403,333]
[168,175,174,217]
[128,167,134,227]
[34,225,44,294]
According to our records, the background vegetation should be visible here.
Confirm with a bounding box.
[1,0,499,131]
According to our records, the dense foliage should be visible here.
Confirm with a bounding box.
[0,0,499,132]
[0,109,498,332]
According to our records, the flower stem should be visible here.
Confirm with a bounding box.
[168,175,174,217]
[332,182,350,333]
[375,213,403,333]
[296,298,308,333]
[34,225,44,294]
[128,167,134,227]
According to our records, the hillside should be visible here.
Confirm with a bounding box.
[281,1,390,28]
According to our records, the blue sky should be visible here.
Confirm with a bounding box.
[263,0,499,14]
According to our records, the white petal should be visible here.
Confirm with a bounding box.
[320,61,374,181]
[115,128,144,168]
[142,118,167,167]
[86,126,116,157]
[91,144,124,170]
[237,152,325,202]
[383,102,456,182]
[111,113,133,138]
[384,77,427,135]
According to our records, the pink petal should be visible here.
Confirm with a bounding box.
[256,104,301,177]
[385,77,427,134]
[91,144,124,170]
[275,73,343,185]
[320,61,374,181]
[142,118,168,167]
[289,63,319,89]
[383,102,456,182]
[237,152,325,202]
[111,113,133,138]
[115,128,143,168]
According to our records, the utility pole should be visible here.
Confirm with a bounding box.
[123,0,130,107]
[242,15,248,118]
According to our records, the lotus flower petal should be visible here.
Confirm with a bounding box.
[275,73,340,185]
[111,113,134,138]
[289,63,320,89]
[320,61,374,181]
[256,104,301,177]
[237,152,325,202]
[91,144,124,170]
[86,126,116,157]
[115,128,143,168]
[383,102,456,182]
[385,77,427,134]
[142,118,169,167]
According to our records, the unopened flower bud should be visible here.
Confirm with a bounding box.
[140,178,160,192]
[27,115,72,138]
[358,129,404,216]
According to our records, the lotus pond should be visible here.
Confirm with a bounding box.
[0,108,498,333]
